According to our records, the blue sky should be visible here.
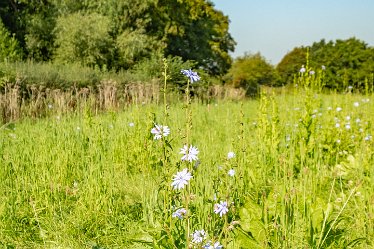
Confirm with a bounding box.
[211,0,374,65]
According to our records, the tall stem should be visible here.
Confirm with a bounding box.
[185,79,192,248]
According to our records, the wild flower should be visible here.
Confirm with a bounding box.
[181,69,201,83]
[129,122,135,127]
[309,70,315,75]
[364,135,372,141]
[348,86,353,90]
[321,65,326,70]
[48,104,53,109]
[214,201,229,217]
[346,116,351,121]
[227,151,235,159]
[171,168,193,190]
[180,145,199,162]
[203,241,223,249]
[151,124,170,140]
[354,102,360,107]
[299,66,306,73]
[336,107,342,112]
[228,169,235,177]
[345,124,351,130]
[172,208,187,219]
[335,123,340,128]
[191,229,207,244]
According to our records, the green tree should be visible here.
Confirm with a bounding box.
[155,0,236,75]
[0,0,236,74]
[226,52,279,96]
[115,29,161,69]
[277,37,374,90]
[276,47,307,85]
[53,12,113,68]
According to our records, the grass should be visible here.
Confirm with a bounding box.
[0,86,373,248]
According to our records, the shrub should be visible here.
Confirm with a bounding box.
[225,52,279,97]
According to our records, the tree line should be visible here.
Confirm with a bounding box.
[230,37,374,94]
[0,0,234,75]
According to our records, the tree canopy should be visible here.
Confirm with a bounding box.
[276,37,374,90]
[0,0,235,74]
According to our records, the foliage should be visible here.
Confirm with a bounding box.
[24,12,56,61]
[53,12,113,68]
[130,53,196,86]
[0,0,235,75]
[115,29,161,69]
[277,38,374,91]
[156,0,236,75]
[225,52,279,96]
[0,19,22,62]
[276,47,306,86]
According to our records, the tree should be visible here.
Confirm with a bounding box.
[0,0,236,74]
[53,12,113,68]
[277,37,374,90]
[276,47,307,85]
[154,0,236,75]
[226,52,279,96]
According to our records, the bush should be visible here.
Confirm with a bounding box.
[130,53,197,89]
[225,52,279,97]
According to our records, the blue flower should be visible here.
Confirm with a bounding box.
[171,168,193,190]
[181,69,201,83]
[214,201,229,217]
[172,208,187,219]
[191,229,206,244]
[203,241,223,249]
[180,145,199,162]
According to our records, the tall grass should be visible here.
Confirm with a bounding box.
[0,67,373,248]
[0,95,372,248]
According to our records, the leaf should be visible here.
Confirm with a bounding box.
[239,198,267,245]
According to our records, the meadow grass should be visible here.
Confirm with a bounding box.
[0,87,373,248]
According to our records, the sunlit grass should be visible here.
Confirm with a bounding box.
[0,90,373,248]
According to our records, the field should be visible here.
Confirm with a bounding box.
[0,81,373,248]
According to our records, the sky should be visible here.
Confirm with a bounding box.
[211,0,374,65]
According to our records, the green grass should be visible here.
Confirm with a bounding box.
[0,90,373,248]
